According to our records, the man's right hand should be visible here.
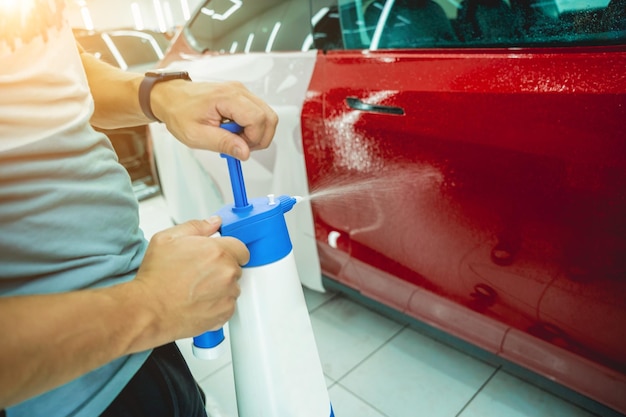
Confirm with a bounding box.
[130,217,249,348]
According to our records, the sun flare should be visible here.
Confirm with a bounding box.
[0,0,36,15]
[0,0,66,51]
[0,0,37,43]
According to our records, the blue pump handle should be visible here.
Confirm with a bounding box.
[219,121,250,209]
[224,157,249,209]
[192,121,247,357]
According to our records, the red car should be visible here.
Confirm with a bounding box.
[151,0,626,414]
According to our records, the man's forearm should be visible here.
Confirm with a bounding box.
[78,46,278,160]
[0,218,246,410]
[79,52,151,129]
[0,282,159,409]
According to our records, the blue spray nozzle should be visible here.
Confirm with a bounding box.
[278,195,299,214]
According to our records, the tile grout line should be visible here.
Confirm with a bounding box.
[307,290,341,314]
[454,366,501,417]
[335,380,393,417]
[332,323,409,384]
[197,361,234,384]
[328,324,409,417]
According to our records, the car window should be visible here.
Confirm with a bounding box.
[75,33,121,67]
[314,0,626,49]
[107,31,164,68]
[185,0,315,53]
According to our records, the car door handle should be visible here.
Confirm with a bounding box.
[346,97,405,115]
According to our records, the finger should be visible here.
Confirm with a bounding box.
[184,125,251,160]
[164,217,222,239]
[215,236,250,266]
[216,96,277,150]
[244,99,278,151]
[218,130,251,161]
[230,94,278,151]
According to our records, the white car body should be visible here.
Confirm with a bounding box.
[150,50,324,291]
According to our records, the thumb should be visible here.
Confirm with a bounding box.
[167,217,222,238]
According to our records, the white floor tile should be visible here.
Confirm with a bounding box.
[302,285,336,312]
[328,384,386,417]
[459,371,598,417]
[198,365,239,417]
[310,296,404,381]
[340,326,496,417]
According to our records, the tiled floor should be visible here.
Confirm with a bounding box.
[139,195,603,417]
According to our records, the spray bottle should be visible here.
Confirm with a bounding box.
[192,122,334,417]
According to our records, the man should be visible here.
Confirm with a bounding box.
[0,1,278,416]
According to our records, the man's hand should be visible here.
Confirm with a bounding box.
[79,53,278,160]
[151,79,278,160]
[130,217,249,348]
[0,217,248,408]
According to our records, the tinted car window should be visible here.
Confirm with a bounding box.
[317,0,625,49]
[107,32,163,69]
[185,0,314,53]
[312,5,345,49]
[75,33,120,67]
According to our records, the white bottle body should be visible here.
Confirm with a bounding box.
[229,250,332,417]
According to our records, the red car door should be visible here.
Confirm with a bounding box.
[301,0,626,412]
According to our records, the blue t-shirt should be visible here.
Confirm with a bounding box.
[0,121,151,417]
[1,1,151,415]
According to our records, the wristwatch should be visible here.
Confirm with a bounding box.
[138,71,191,122]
